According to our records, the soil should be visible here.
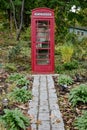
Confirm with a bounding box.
[53,76,87,130]
[0,69,33,116]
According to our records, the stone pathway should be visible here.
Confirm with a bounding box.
[28,75,65,130]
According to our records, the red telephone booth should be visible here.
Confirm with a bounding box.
[31,8,55,73]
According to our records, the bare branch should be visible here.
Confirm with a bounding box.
[16,0,25,40]
[10,0,18,30]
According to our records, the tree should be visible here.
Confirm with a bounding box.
[79,8,87,26]
[0,0,87,41]
[10,0,25,40]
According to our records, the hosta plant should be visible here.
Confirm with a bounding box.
[6,73,24,82]
[16,77,29,87]
[8,87,32,103]
[0,108,30,130]
[58,74,73,85]
[74,111,87,130]
[69,84,87,106]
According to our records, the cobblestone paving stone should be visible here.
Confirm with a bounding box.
[28,75,65,130]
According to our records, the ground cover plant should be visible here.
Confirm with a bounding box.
[8,87,32,103]
[58,74,73,85]
[6,73,24,82]
[63,60,79,70]
[74,111,87,130]
[54,75,87,130]
[16,77,30,87]
[69,84,87,106]
[0,70,33,130]
[0,108,30,130]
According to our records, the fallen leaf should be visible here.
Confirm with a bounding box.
[15,104,28,110]
[56,119,61,123]
[49,114,55,118]
[67,119,72,124]
[76,108,80,114]
[35,120,42,125]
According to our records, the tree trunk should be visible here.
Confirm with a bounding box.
[10,10,13,33]
[10,0,25,40]
[16,0,25,40]
[10,0,18,31]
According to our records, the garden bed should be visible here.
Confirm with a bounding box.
[0,70,33,130]
[53,76,87,130]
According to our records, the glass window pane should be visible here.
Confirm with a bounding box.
[36,21,50,42]
[36,20,50,65]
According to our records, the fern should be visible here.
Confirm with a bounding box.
[74,111,87,130]
[69,84,87,106]
[1,108,30,130]
[8,87,32,103]
[58,74,73,85]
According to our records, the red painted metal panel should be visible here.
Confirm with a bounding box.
[31,8,55,73]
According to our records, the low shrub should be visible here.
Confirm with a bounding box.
[0,108,30,130]
[69,84,87,106]
[59,45,74,63]
[63,60,79,70]
[56,64,64,73]
[8,87,32,103]
[74,111,87,130]
[8,43,21,61]
[4,63,17,72]
[58,74,73,85]
[16,77,29,87]
[6,73,24,82]
[22,27,31,41]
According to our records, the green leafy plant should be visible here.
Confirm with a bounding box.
[56,64,64,73]
[74,111,87,130]
[58,74,73,85]
[6,73,24,82]
[22,27,31,41]
[8,87,32,103]
[69,84,87,106]
[16,77,29,87]
[4,63,17,72]
[8,43,21,61]
[0,108,30,130]
[59,45,74,63]
[65,32,78,44]
[63,60,79,70]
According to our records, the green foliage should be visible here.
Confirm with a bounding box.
[16,77,29,87]
[22,27,31,41]
[69,84,87,106]
[7,73,24,82]
[59,45,74,63]
[8,87,32,103]
[81,61,87,69]
[0,108,30,130]
[4,63,17,72]
[79,8,87,26]
[74,37,87,60]
[56,64,64,73]
[63,60,79,70]
[8,43,21,61]
[65,33,78,44]
[55,45,61,55]
[74,111,87,130]
[58,74,73,85]
[0,0,87,41]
